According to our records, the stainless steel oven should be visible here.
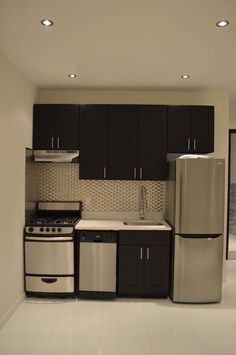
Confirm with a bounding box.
[24,201,81,297]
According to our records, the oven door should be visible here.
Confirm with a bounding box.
[25,236,74,275]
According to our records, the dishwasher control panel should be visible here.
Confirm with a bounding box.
[80,231,117,243]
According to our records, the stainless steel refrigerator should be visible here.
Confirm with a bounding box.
[167,156,225,303]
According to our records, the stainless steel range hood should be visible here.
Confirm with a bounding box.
[34,150,79,163]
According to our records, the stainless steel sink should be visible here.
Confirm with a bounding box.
[123,220,164,226]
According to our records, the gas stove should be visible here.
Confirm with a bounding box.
[24,201,81,297]
[25,201,81,235]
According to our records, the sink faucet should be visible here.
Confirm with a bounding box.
[140,186,147,219]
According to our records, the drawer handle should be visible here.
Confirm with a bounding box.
[41,278,58,284]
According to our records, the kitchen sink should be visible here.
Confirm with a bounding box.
[123,220,164,226]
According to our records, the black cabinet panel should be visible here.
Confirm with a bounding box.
[56,105,79,150]
[119,231,170,245]
[80,105,108,179]
[33,105,57,149]
[118,245,144,296]
[143,246,169,297]
[109,105,138,180]
[167,106,191,153]
[118,231,171,297]
[191,106,214,153]
[139,105,167,180]
[33,104,80,151]
[167,105,214,154]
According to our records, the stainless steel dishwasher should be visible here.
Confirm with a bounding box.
[78,230,117,298]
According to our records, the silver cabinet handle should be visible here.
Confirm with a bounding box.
[140,247,143,260]
[134,168,136,179]
[57,137,60,149]
[51,137,54,148]
[140,167,143,180]
[193,138,196,151]
[147,247,150,260]
[103,167,106,179]
[187,138,190,151]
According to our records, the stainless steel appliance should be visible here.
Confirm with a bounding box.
[33,150,79,162]
[78,231,117,298]
[24,201,81,297]
[167,156,225,303]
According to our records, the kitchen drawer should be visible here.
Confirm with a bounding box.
[119,230,170,245]
[25,276,74,293]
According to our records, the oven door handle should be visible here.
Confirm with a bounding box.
[25,236,73,241]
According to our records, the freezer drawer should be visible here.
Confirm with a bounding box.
[79,242,117,292]
[172,234,223,303]
[25,276,74,293]
[25,241,74,275]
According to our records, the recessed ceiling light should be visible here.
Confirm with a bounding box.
[41,19,54,27]
[216,20,229,27]
[181,74,190,79]
[68,74,77,78]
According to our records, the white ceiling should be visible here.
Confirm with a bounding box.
[0,0,236,107]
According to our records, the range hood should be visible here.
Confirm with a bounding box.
[33,150,79,163]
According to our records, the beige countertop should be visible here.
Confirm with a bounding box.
[75,219,171,231]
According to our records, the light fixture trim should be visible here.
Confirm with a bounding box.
[181,74,190,79]
[216,20,229,27]
[41,19,54,27]
[68,74,77,78]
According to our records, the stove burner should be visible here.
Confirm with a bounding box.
[28,216,80,227]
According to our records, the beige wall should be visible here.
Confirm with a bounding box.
[0,53,36,326]
[229,109,236,129]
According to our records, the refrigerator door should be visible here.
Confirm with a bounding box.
[172,234,223,303]
[175,158,225,234]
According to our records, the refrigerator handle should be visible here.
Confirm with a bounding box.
[177,234,222,239]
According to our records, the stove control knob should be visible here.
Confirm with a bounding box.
[52,227,56,232]
[29,227,34,233]
[57,228,62,233]
[40,227,44,232]
[46,227,50,232]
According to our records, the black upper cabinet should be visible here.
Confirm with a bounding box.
[139,105,167,180]
[108,105,167,180]
[80,105,108,179]
[33,104,79,150]
[167,105,214,153]
[109,105,138,180]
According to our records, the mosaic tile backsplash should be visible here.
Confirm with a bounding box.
[25,152,166,219]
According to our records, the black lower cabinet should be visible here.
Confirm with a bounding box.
[118,231,170,297]
[118,245,144,295]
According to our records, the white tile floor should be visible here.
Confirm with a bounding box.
[1,261,236,355]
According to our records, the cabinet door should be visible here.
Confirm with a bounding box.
[80,105,108,179]
[118,245,144,296]
[191,106,214,153]
[139,105,167,180]
[56,105,79,150]
[33,105,57,149]
[143,245,169,297]
[109,105,138,180]
[167,106,191,153]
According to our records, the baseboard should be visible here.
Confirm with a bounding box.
[0,293,24,330]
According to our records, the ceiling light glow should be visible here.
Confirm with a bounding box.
[68,74,77,78]
[41,19,54,27]
[181,74,190,79]
[216,20,229,27]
